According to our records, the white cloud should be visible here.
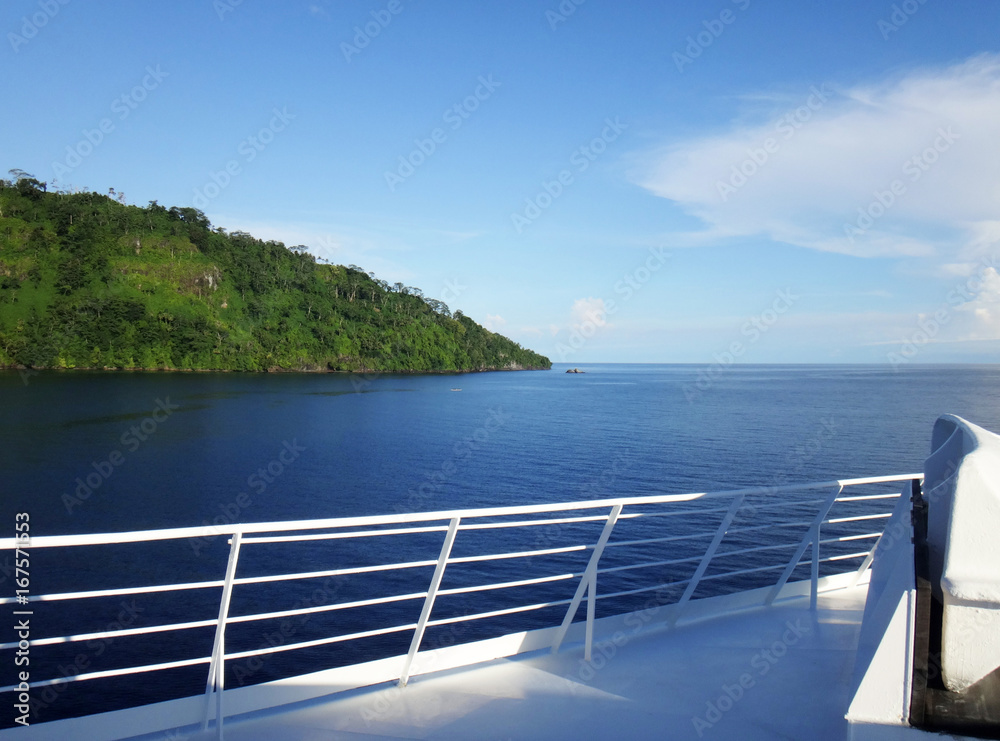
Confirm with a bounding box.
[542,299,616,363]
[484,314,507,332]
[865,264,1000,349]
[571,297,611,329]
[633,54,1000,261]
[958,220,1000,265]
[953,267,1000,341]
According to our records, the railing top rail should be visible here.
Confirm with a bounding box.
[0,473,922,550]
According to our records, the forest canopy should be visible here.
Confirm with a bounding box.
[0,173,551,373]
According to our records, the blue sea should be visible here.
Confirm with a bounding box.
[6,363,1000,535]
[3,363,1000,724]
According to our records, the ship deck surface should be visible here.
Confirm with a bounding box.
[162,585,868,741]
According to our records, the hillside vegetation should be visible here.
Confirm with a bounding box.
[0,175,550,373]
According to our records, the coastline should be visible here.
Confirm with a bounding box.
[0,363,552,375]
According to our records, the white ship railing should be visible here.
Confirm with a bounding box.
[0,473,921,735]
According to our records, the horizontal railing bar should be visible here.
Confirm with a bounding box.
[820,551,870,563]
[596,579,693,601]
[825,513,892,525]
[224,623,418,661]
[238,493,894,548]
[835,493,902,502]
[438,573,579,597]
[456,514,615,531]
[818,532,882,545]
[0,474,922,549]
[0,655,211,692]
[426,599,574,627]
[232,559,437,587]
[726,520,813,535]
[616,506,732,519]
[741,498,827,511]
[453,508,772,531]
[8,588,438,647]
[0,618,217,650]
[227,591,428,625]
[710,543,798,559]
[0,579,224,605]
[241,524,450,544]
[224,594,587,662]
[229,599,580,661]
[448,545,589,564]
[775,555,867,570]
[700,564,787,581]
[598,555,702,575]
[604,530,717,549]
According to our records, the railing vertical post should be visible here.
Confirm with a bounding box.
[585,573,596,662]
[398,516,460,687]
[851,481,914,587]
[551,503,623,655]
[851,536,881,587]
[203,530,242,735]
[669,493,745,627]
[810,521,820,611]
[766,485,842,605]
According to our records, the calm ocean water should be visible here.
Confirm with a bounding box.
[3,363,1000,723]
[3,363,1000,535]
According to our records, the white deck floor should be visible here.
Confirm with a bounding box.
[162,585,870,741]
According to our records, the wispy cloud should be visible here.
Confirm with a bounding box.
[953,266,1000,341]
[571,297,612,332]
[544,298,613,344]
[632,54,1000,264]
[863,265,1000,348]
[307,3,329,19]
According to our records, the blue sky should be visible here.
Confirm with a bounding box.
[4,1,1000,364]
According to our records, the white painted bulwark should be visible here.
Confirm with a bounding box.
[924,415,1000,692]
[846,490,917,733]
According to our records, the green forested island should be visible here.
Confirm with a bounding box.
[0,175,550,373]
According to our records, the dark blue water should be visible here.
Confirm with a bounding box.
[6,363,1000,535]
[3,363,1000,725]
